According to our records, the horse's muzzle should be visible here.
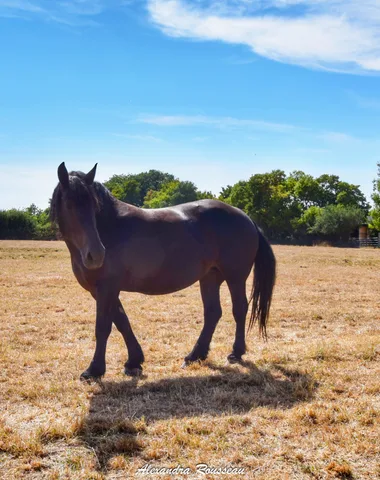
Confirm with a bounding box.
[81,245,106,270]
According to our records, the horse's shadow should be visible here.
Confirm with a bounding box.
[78,361,317,469]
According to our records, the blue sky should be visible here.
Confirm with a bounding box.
[1,0,380,209]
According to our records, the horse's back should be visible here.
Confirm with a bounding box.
[178,199,257,239]
[170,198,253,225]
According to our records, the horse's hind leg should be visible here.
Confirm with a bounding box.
[226,280,248,364]
[113,300,145,376]
[184,268,223,365]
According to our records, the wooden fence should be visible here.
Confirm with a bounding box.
[351,236,380,248]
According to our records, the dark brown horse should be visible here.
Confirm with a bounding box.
[51,163,276,381]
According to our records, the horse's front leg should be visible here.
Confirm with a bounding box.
[80,284,118,381]
[113,300,145,377]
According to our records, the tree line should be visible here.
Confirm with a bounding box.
[1,166,379,243]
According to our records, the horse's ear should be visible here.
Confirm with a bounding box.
[85,163,97,186]
[58,162,69,189]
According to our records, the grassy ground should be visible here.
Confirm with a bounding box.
[0,241,379,479]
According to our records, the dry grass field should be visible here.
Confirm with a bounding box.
[0,241,379,479]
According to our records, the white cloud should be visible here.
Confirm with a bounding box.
[0,0,114,25]
[56,1,105,16]
[138,114,297,132]
[318,131,358,143]
[0,1,44,13]
[347,90,380,109]
[225,55,257,65]
[147,0,380,73]
[112,133,164,142]
[137,113,363,146]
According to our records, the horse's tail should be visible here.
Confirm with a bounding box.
[248,227,276,339]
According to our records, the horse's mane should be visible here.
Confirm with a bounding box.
[50,171,117,227]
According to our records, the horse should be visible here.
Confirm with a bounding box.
[50,163,276,381]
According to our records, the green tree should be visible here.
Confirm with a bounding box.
[295,206,322,235]
[35,208,57,240]
[104,175,142,205]
[335,182,369,210]
[219,185,233,201]
[287,171,322,208]
[25,203,42,216]
[310,205,365,241]
[105,170,175,206]
[227,181,249,209]
[316,174,340,206]
[135,170,176,202]
[197,190,215,200]
[369,162,380,231]
[223,170,369,240]
[0,204,56,240]
[224,171,303,238]
[143,180,200,208]
[244,171,301,239]
[315,174,368,210]
[0,209,37,239]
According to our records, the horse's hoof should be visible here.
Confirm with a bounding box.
[124,366,143,377]
[227,354,242,365]
[182,358,205,368]
[80,370,103,383]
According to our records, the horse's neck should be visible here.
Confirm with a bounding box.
[95,196,119,237]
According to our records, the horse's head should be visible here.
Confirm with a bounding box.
[54,162,105,270]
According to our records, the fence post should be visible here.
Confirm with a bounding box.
[359,225,368,248]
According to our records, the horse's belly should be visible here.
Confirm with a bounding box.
[120,257,207,295]
[117,237,211,294]
[130,276,200,295]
